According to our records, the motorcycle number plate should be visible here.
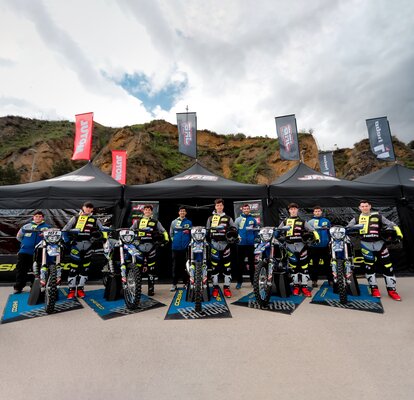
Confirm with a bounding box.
[332,242,344,252]
[47,245,60,256]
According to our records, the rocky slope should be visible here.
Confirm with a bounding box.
[0,116,413,184]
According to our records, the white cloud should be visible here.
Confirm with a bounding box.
[1,0,413,148]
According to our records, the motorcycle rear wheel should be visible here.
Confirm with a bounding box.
[124,266,142,310]
[45,264,58,314]
[253,261,272,307]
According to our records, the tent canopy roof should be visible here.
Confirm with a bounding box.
[269,162,399,207]
[125,162,268,200]
[0,162,122,209]
[355,164,414,198]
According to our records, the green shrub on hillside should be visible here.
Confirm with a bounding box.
[0,163,21,185]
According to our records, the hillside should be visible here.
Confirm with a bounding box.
[0,116,413,185]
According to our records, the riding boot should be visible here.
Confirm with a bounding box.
[365,273,378,288]
[384,274,397,291]
[224,273,231,287]
[67,275,77,290]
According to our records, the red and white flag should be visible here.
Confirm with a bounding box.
[111,150,127,184]
[72,112,94,160]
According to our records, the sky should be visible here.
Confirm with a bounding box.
[0,0,413,149]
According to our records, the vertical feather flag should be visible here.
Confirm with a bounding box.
[72,112,94,160]
[275,114,300,160]
[111,150,127,184]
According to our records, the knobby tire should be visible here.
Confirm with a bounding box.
[124,266,142,310]
[45,264,58,314]
[253,260,272,307]
[194,262,203,313]
[337,259,348,304]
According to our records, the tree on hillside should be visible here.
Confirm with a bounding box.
[51,159,75,177]
[0,163,21,185]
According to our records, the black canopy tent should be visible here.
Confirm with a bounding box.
[0,163,124,282]
[125,161,267,200]
[124,162,270,280]
[0,162,123,210]
[269,162,401,208]
[124,161,270,226]
[268,162,410,273]
[355,164,414,272]
[354,164,414,200]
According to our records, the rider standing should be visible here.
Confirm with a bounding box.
[169,206,192,291]
[234,204,258,289]
[308,206,332,287]
[278,203,320,297]
[206,199,237,298]
[131,204,169,296]
[13,210,50,294]
[63,202,105,299]
[347,199,403,301]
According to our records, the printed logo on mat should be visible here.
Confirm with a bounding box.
[83,288,166,320]
[165,288,232,320]
[232,292,306,315]
[1,288,83,324]
[311,281,384,314]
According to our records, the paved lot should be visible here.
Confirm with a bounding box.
[1,278,413,400]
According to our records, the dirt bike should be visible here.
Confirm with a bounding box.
[102,228,143,310]
[253,226,291,307]
[329,224,363,304]
[183,226,211,313]
[27,228,64,313]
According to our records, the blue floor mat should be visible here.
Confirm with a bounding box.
[231,291,307,315]
[310,281,384,313]
[165,287,232,320]
[1,288,83,324]
[83,288,166,320]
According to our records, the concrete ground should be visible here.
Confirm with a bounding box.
[0,277,413,400]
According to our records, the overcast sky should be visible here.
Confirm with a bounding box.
[1,0,413,149]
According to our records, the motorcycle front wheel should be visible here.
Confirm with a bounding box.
[253,260,272,307]
[194,262,203,313]
[45,264,58,314]
[336,260,348,304]
[123,266,142,310]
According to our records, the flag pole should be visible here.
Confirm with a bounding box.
[387,119,397,163]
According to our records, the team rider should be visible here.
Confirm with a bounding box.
[278,203,320,297]
[206,199,237,298]
[347,199,403,301]
[131,204,169,296]
[63,202,105,299]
